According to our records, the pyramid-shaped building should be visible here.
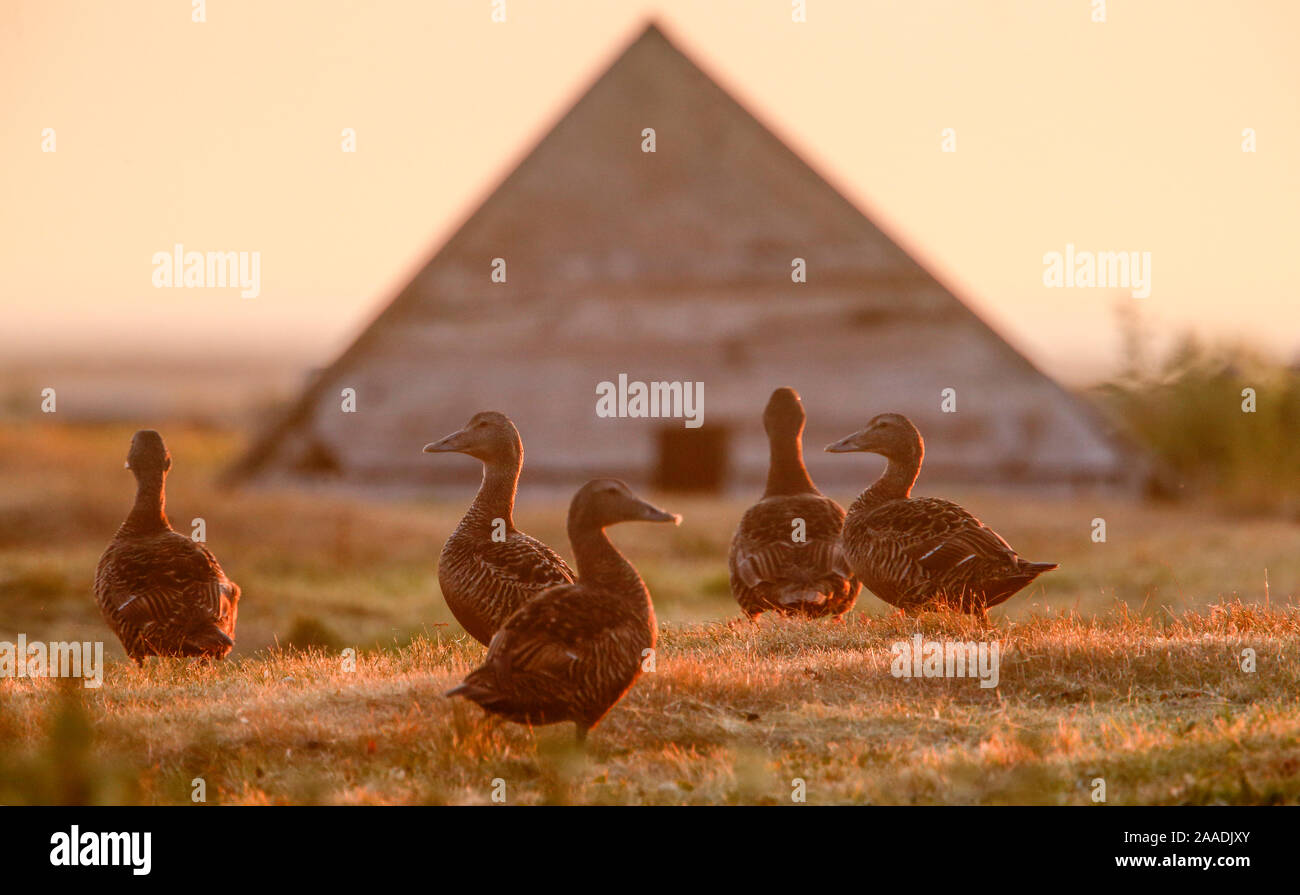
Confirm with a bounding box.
[228,23,1146,495]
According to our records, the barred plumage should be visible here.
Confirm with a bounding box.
[94,430,240,661]
[446,479,679,744]
[424,412,574,645]
[729,388,860,619]
[827,413,1058,614]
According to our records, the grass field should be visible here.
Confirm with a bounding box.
[2,422,1298,804]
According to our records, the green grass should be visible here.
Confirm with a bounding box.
[1,421,1298,804]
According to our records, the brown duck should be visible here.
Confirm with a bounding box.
[729,388,860,619]
[826,413,1057,614]
[94,430,241,660]
[446,479,679,744]
[424,412,574,646]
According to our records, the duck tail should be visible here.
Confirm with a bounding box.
[445,680,515,716]
[1020,561,1059,575]
[445,679,497,702]
[777,586,830,607]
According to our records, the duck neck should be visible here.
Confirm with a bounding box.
[121,473,171,535]
[764,430,817,497]
[854,449,921,513]
[568,524,651,616]
[466,456,519,531]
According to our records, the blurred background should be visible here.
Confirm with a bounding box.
[2,0,1297,655]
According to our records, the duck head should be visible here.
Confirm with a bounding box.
[568,479,681,530]
[423,411,522,464]
[825,412,923,462]
[763,387,806,441]
[124,429,172,478]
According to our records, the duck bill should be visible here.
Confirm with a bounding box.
[422,428,470,454]
[824,430,869,453]
[634,499,682,525]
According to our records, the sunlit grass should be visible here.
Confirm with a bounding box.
[1,607,1297,805]
[0,422,1297,804]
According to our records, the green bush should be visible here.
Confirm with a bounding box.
[1093,333,1300,515]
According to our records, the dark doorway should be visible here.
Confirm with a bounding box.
[653,424,730,492]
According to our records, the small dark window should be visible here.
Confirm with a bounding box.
[653,424,729,492]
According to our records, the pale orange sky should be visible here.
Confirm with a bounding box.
[2,0,1297,383]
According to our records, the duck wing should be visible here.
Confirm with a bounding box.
[99,532,239,656]
[482,533,575,590]
[438,528,574,645]
[728,494,859,617]
[450,586,644,722]
[731,495,851,587]
[863,497,1021,574]
[484,587,627,680]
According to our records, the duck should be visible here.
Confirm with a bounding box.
[94,430,241,661]
[826,412,1058,614]
[446,479,680,744]
[729,388,860,620]
[424,411,575,646]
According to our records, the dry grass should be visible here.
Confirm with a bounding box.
[2,609,1297,805]
[1,422,1298,804]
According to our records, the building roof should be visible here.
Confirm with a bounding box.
[227,22,1147,495]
